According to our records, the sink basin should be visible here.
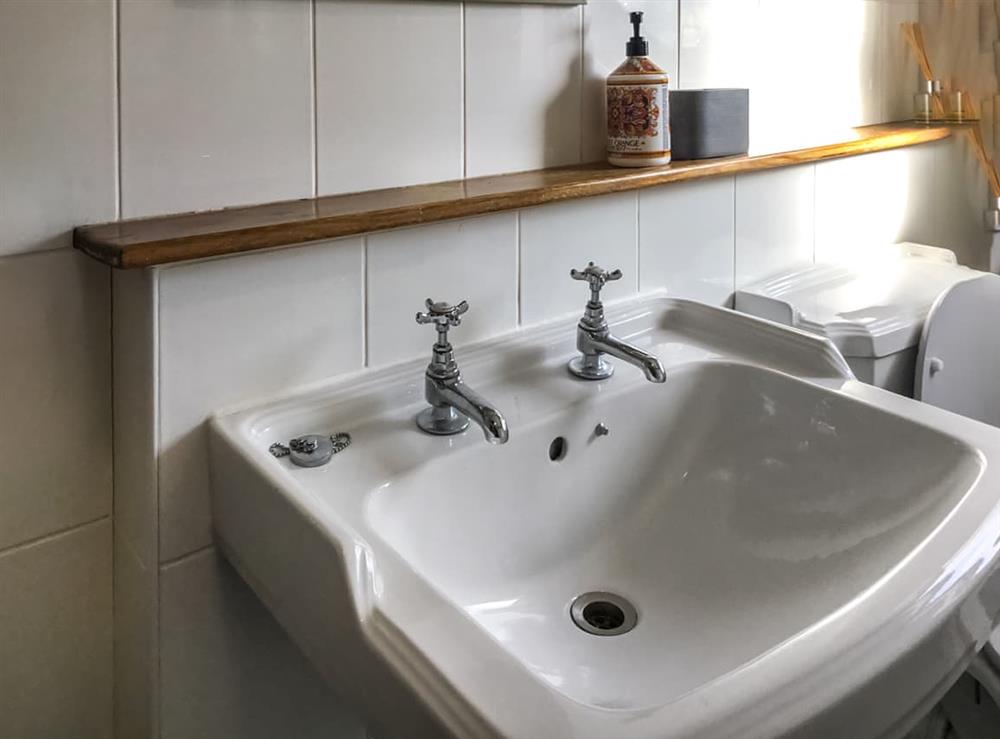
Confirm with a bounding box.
[209,295,1000,739]
[368,360,982,712]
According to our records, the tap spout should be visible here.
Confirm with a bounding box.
[577,331,666,383]
[423,376,510,444]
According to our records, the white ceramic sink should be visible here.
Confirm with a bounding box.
[368,360,981,712]
[209,295,1000,739]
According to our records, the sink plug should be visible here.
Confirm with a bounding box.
[269,433,351,468]
[594,422,610,437]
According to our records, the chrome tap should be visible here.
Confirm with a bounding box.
[414,299,509,444]
[567,263,666,383]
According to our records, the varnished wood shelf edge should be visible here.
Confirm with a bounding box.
[74,123,955,269]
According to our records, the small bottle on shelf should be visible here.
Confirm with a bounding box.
[945,90,965,122]
[914,80,933,122]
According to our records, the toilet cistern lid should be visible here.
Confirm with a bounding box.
[734,243,980,359]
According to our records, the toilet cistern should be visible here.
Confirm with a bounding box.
[414,298,509,444]
[568,262,667,383]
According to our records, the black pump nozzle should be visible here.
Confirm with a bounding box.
[626,11,648,57]
[630,11,643,36]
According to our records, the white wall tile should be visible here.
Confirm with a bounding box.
[639,176,735,306]
[157,239,364,561]
[520,192,638,324]
[317,1,463,195]
[582,0,679,161]
[0,519,112,739]
[0,250,111,551]
[120,0,313,218]
[678,0,758,91]
[465,4,583,177]
[735,164,815,288]
[0,0,115,255]
[814,147,928,262]
[160,547,366,739]
[367,214,518,367]
[114,537,158,739]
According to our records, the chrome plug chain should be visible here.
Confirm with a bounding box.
[268,432,352,467]
[328,432,351,454]
[268,442,291,458]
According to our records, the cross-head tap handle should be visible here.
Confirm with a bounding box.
[570,262,623,303]
[415,299,469,343]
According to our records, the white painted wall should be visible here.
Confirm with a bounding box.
[0,1,988,739]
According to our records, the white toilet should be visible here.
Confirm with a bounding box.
[735,242,1000,426]
[736,242,1000,737]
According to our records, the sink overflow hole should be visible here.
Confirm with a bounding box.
[570,592,638,637]
[548,436,568,462]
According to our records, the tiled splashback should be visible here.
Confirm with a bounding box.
[0,1,981,739]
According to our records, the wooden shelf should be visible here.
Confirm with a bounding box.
[74,123,955,269]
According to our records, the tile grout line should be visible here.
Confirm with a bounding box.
[732,175,738,295]
[114,0,122,219]
[152,268,161,570]
[932,138,943,247]
[363,235,369,367]
[110,22,122,727]
[158,543,214,570]
[310,0,319,198]
[635,192,641,291]
[461,2,468,179]
[153,267,163,739]
[579,3,585,163]
[878,0,886,124]
[811,163,818,263]
[0,243,82,263]
[515,211,522,326]
[108,255,117,736]
[0,514,110,559]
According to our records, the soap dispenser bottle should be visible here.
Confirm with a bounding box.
[606,11,670,167]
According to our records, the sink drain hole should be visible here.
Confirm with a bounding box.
[582,601,625,630]
[548,436,568,462]
[571,592,637,636]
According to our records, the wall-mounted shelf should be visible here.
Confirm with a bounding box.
[75,123,954,269]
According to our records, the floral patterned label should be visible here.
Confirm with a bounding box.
[606,83,670,157]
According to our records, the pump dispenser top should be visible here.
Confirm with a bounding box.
[626,12,648,57]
